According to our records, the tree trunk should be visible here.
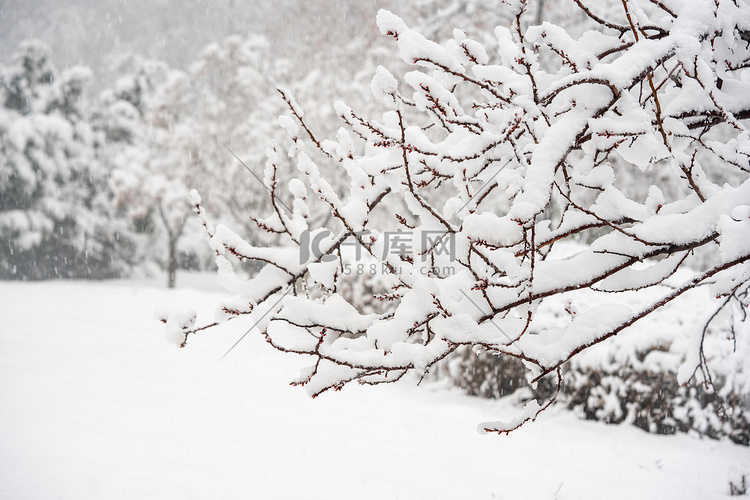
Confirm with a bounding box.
[158,204,185,289]
[536,0,545,25]
[167,234,177,289]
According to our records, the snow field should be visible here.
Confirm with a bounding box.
[0,278,747,499]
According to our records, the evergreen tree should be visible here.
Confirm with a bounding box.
[0,41,133,279]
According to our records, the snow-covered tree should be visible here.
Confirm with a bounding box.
[0,41,134,279]
[176,0,750,434]
[144,67,212,288]
[100,37,295,287]
[184,35,289,242]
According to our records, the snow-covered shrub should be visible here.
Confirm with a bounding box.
[565,361,749,445]
[176,0,750,435]
[447,252,750,442]
[447,344,749,443]
[730,474,748,496]
[446,347,530,399]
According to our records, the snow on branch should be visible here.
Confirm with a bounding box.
[171,0,750,433]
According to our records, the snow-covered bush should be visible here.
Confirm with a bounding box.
[445,263,750,443]
[444,347,529,399]
[448,317,750,444]
[565,360,749,445]
[177,0,750,435]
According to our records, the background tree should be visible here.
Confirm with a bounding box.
[99,37,296,287]
[0,41,133,279]
[184,35,289,242]
[176,0,750,436]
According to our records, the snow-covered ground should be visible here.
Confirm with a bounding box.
[1,276,747,499]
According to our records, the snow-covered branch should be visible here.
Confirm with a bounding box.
[174,0,750,433]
